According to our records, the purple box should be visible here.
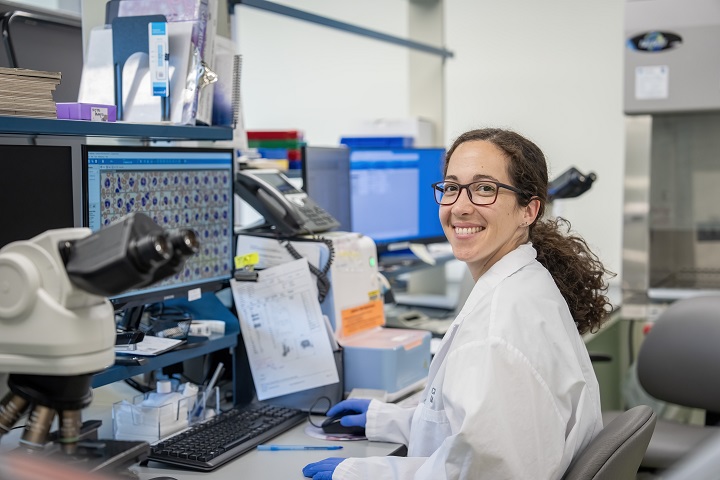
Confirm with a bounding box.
[56,102,117,122]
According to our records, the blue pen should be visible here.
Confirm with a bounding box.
[257,445,343,451]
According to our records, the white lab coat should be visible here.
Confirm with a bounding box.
[333,243,602,480]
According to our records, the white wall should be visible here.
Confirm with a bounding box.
[444,0,626,282]
[234,0,627,282]
[233,0,412,146]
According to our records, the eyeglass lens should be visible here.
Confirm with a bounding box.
[434,181,498,205]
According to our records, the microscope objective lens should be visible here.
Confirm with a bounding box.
[0,393,29,434]
[20,404,56,449]
[59,409,83,454]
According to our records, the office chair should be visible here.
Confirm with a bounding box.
[603,295,720,470]
[661,429,720,480]
[563,405,656,480]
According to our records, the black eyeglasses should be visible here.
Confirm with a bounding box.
[431,180,529,206]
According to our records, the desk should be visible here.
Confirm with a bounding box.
[0,404,401,479]
[69,390,402,480]
[130,419,402,479]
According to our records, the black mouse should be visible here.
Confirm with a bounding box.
[148,477,178,480]
[321,412,366,436]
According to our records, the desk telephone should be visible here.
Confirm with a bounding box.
[235,168,340,236]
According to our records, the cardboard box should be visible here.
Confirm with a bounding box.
[344,117,435,147]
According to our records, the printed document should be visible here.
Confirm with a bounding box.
[230,258,339,400]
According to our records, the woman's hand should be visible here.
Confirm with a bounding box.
[326,398,371,428]
[302,457,345,480]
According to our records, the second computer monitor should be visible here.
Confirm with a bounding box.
[349,147,446,252]
[301,145,352,230]
[302,146,446,252]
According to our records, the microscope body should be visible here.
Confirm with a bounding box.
[0,227,115,376]
[0,212,199,452]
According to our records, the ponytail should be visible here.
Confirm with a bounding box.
[530,217,614,334]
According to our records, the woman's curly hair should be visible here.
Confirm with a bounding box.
[445,128,614,334]
[532,218,614,334]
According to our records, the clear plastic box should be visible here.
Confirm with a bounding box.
[112,385,220,442]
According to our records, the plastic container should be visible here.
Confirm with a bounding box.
[112,381,215,442]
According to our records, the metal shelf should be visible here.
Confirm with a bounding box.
[0,115,233,140]
[92,292,242,400]
[92,333,237,387]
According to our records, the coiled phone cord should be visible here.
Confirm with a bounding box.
[280,236,335,303]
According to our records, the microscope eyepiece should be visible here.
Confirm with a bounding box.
[171,229,200,256]
[63,212,200,297]
[129,233,172,271]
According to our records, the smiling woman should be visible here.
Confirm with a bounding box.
[440,128,614,334]
[302,128,616,480]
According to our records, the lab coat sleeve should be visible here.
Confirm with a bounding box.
[333,338,569,480]
[365,399,415,445]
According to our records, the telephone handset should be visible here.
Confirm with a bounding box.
[234,168,340,236]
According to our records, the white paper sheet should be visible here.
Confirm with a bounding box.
[635,65,669,100]
[230,258,339,401]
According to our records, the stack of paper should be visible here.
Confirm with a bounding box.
[0,67,61,118]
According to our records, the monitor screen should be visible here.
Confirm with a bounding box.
[301,145,351,230]
[0,144,75,249]
[82,145,235,310]
[350,147,446,252]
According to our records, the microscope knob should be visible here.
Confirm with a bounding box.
[0,252,40,318]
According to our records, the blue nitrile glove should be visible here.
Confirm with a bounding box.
[302,457,345,479]
[326,398,371,428]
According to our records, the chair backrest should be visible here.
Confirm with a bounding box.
[636,295,720,412]
[562,405,656,480]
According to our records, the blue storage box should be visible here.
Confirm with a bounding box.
[340,136,415,148]
[340,327,431,397]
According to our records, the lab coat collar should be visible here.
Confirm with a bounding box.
[425,243,539,398]
[462,243,537,315]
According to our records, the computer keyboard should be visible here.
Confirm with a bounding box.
[146,403,306,471]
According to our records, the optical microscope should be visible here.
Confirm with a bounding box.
[0,212,198,472]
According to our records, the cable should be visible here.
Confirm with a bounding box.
[307,396,333,428]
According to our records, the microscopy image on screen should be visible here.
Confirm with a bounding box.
[98,168,232,289]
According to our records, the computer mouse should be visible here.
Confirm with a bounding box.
[148,477,178,480]
[321,412,366,436]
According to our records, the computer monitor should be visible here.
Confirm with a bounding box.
[301,145,352,230]
[0,144,75,249]
[349,147,446,253]
[82,145,235,311]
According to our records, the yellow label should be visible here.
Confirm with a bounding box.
[234,252,260,270]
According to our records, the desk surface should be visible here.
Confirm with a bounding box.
[73,388,400,480]
[130,418,401,479]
